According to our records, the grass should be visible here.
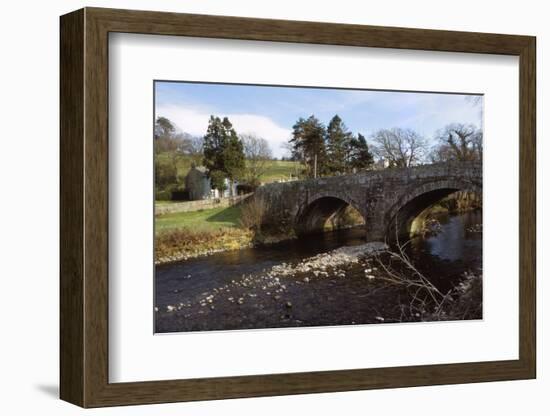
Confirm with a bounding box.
[153,156,304,262]
[156,153,303,185]
[155,205,242,235]
[258,160,303,182]
[155,226,253,263]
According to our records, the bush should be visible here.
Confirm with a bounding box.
[236,183,256,194]
[155,189,172,201]
[239,197,266,230]
[155,158,178,189]
[171,190,189,201]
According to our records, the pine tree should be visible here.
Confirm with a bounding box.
[289,115,327,178]
[348,133,374,172]
[203,116,245,193]
[326,115,353,174]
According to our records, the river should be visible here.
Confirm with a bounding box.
[155,210,482,333]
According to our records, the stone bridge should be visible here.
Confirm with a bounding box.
[254,161,482,241]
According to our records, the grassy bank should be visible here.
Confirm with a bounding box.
[155,205,250,263]
[155,205,242,234]
[155,227,254,264]
[154,200,300,263]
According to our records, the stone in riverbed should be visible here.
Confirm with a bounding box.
[285,301,293,308]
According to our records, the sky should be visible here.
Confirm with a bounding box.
[155,81,483,159]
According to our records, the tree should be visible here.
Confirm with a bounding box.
[154,158,178,191]
[371,128,427,168]
[153,116,186,195]
[240,134,273,187]
[432,123,482,162]
[203,116,245,195]
[154,117,182,154]
[348,133,374,171]
[325,115,353,175]
[154,116,175,140]
[289,115,327,177]
[177,133,204,166]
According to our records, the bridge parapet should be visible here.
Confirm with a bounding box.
[254,162,482,240]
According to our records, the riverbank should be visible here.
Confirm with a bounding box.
[155,226,299,264]
[155,227,482,332]
[155,196,367,264]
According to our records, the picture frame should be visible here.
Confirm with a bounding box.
[60,7,536,408]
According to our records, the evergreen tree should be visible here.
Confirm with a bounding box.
[202,116,245,194]
[348,133,374,171]
[289,115,327,177]
[154,116,175,140]
[326,115,353,174]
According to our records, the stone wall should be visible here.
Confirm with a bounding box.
[253,162,482,240]
[155,193,252,215]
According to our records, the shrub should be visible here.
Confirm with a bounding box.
[239,197,266,230]
[155,158,178,189]
[236,183,256,194]
[171,190,189,201]
[155,189,172,201]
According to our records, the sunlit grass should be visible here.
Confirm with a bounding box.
[155,205,242,234]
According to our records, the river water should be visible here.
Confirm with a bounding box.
[155,210,482,333]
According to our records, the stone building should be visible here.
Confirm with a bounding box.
[184,165,238,200]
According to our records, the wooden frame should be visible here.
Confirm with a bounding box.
[60,7,536,408]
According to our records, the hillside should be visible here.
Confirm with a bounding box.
[156,153,303,185]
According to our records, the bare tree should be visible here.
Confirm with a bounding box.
[371,128,427,168]
[433,123,482,162]
[182,134,204,166]
[240,134,273,186]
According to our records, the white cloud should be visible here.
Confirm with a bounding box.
[156,104,292,158]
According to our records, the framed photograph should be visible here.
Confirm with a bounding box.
[60,7,536,407]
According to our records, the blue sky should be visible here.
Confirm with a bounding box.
[155,81,483,159]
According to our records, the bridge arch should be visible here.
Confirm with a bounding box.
[385,179,481,240]
[294,191,365,236]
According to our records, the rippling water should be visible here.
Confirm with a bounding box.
[155,210,482,333]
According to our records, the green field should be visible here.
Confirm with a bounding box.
[156,153,303,184]
[257,160,303,182]
[155,205,242,234]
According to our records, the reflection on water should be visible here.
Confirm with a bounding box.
[406,210,482,291]
[155,210,482,332]
[412,210,482,261]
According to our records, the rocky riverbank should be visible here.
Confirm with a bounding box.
[268,242,387,279]
[157,242,388,315]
